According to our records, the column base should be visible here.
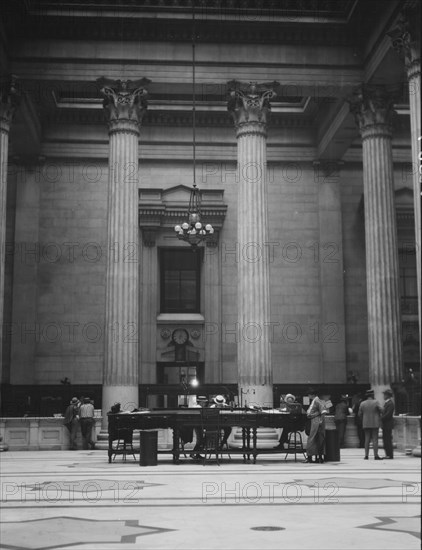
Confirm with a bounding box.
[102,385,139,429]
[239,385,273,408]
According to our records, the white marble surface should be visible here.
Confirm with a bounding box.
[0,448,420,549]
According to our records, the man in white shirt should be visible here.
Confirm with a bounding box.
[79,397,95,450]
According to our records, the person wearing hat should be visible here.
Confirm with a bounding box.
[79,397,96,450]
[381,389,395,459]
[210,395,232,449]
[305,388,328,463]
[273,393,297,450]
[63,397,80,450]
[334,395,351,448]
[358,389,383,460]
[189,396,208,460]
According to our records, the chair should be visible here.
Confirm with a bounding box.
[177,426,193,459]
[111,417,137,462]
[200,408,221,466]
[284,431,306,462]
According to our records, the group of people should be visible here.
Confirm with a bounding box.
[274,386,395,463]
[358,388,395,460]
[63,396,96,450]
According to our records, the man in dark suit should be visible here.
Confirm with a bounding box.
[358,389,383,460]
[381,389,395,459]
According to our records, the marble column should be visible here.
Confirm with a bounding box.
[349,85,403,401]
[98,78,149,422]
[228,81,278,407]
[0,77,19,384]
[388,12,421,343]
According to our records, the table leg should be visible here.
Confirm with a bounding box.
[253,427,257,464]
[108,436,112,463]
[172,428,180,464]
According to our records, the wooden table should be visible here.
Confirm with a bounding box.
[108,408,306,464]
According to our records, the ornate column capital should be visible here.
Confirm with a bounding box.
[227,80,278,137]
[349,85,396,140]
[97,77,150,135]
[387,11,421,78]
[0,76,20,134]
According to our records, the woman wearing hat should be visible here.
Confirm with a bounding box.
[305,388,328,463]
[211,395,231,449]
[381,389,395,459]
[63,397,80,450]
[273,394,297,450]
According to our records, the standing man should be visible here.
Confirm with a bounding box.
[79,397,95,450]
[358,389,383,460]
[352,392,365,448]
[381,389,395,459]
[334,394,350,448]
[63,397,80,450]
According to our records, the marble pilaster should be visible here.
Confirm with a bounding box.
[98,78,149,423]
[388,12,421,343]
[228,81,278,407]
[314,161,347,382]
[350,85,403,401]
[0,77,19,382]
[204,239,222,384]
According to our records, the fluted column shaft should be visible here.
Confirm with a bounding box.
[407,63,421,329]
[99,78,149,421]
[389,13,421,340]
[228,81,277,407]
[0,79,19,382]
[350,86,403,400]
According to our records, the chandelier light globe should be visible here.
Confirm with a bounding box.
[182,222,189,230]
[205,224,212,231]
[195,222,202,229]
[174,225,181,232]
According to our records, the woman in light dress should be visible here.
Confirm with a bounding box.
[305,387,328,463]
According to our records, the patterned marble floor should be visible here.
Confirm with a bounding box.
[0,449,420,550]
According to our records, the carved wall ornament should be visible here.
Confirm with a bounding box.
[0,75,21,133]
[190,329,201,340]
[227,80,279,130]
[97,77,150,132]
[160,328,171,340]
[348,85,396,137]
[387,12,421,69]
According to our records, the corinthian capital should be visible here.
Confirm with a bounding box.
[0,76,20,133]
[97,77,150,133]
[349,85,396,138]
[387,11,420,70]
[227,80,278,133]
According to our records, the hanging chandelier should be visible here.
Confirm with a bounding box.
[174,5,214,247]
[174,184,214,247]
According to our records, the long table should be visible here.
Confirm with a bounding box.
[108,408,307,463]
